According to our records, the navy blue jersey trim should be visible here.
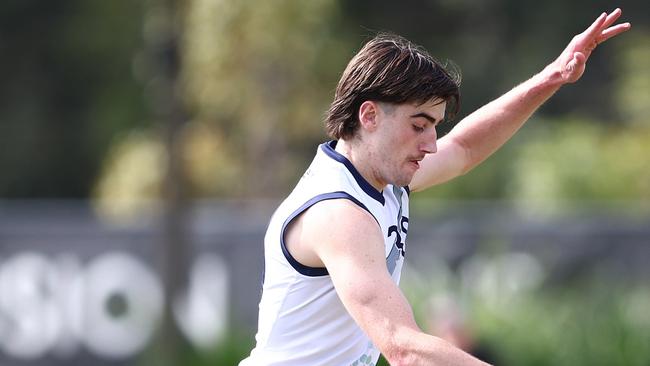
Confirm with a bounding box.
[404,185,410,196]
[280,191,377,277]
[321,141,385,205]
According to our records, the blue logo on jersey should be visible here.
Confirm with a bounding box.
[386,216,408,274]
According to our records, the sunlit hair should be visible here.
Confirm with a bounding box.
[325,33,461,140]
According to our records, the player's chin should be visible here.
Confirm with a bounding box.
[392,171,416,188]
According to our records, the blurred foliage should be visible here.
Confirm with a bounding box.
[419,116,650,206]
[470,284,650,366]
[615,31,650,126]
[138,328,253,366]
[508,120,650,205]
[397,252,650,366]
[0,0,149,198]
[179,0,352,197]
[1,0,648,206]
[92,130,164,221]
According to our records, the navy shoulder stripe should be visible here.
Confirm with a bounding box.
[280,191,377,277]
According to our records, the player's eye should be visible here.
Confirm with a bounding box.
[412,124,425,133]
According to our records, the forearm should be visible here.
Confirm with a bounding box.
[447,62,564,174]
[314,202,490,365]
[411,9,629,192]
[343,279,489,366]
[386,326,491,366]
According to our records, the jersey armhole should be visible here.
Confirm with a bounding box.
[280,191,377,277]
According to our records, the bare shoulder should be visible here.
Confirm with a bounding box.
[285,198,383,268]
[304,198,378,233]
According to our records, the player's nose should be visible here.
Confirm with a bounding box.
[420,131,437,154]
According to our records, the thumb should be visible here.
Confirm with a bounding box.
[566,52,586,73]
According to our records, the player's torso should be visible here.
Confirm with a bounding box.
[242,141,410,366]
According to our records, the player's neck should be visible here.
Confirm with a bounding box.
[335,139,386,192]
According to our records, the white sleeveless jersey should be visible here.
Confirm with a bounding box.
[240,141,410,366]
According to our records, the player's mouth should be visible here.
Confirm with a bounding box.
[408,157,423,170]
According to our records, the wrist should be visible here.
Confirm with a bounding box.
[538,61,566,88]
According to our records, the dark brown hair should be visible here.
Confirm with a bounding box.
[325,33,461,140]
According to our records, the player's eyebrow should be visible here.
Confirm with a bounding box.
[410,112,439,125]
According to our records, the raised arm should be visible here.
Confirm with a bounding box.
[409,8,631,192]
[289,199,490,365]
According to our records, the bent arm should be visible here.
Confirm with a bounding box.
[409,8,630,192]
[299,199,489,365]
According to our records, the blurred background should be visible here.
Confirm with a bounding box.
[0,0,649,365]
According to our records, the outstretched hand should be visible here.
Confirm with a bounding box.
[554,8,631,84]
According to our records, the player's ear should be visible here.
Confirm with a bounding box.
[358,101,379,131]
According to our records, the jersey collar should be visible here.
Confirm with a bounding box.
[320,141,385,205]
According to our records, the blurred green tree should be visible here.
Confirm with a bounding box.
[179,0,351,197]
[94,0,352,219]
[1,0,647,203]
[0,1,148,198]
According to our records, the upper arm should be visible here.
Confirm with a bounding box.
[296,199,421,356]
[307,199,395,304]
[409,134,470,193]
